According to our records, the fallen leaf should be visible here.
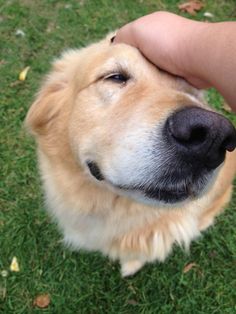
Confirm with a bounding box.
[208,250,217,258]
[183,262,197,273]
[1,270,8,277]
[46,21,56,33]
[10,256,20,272]
[33,294,50,308]
[178,1,204,15]
[128,284,137,294]
[203,12,214,18]
[222,101,232,113]
[15,29,26,37]
[64,4,72,9]
[127,299,138,305]
[19,66,30,81]
[0,60,6,66]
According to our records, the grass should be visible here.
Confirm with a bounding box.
[0,0,236,313]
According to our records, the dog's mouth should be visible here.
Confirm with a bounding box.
[114,174,212,204]
[86,161,212,204]
[116,184,190,203]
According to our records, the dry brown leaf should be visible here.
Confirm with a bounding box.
[183,262,197,273]
[178,1,204,15]
[33,294,50,308]
[208,250,217,258]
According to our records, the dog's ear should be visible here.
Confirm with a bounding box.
[25,57,71,137]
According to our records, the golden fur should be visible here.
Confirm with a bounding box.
[26,34,236,277]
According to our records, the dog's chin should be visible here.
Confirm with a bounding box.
[111,184,192,206]
[112,186,190,207]
[86,160,216,206]
[106,173,213,206]
[112,178,215,206]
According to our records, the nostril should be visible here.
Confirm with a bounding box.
[221,134,236,152]
[189,127,207,144]
[167,116,208,147]
[176,126,208,146]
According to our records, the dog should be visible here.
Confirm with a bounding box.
[25,33,236,277]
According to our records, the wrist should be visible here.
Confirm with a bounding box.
[178,20,211,85]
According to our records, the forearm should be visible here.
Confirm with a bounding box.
[186,22,236,110]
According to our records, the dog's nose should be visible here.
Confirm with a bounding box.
[165,107,236,169]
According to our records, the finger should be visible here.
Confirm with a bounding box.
[114,23,138,47]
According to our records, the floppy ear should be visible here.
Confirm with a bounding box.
[25,58,71,136]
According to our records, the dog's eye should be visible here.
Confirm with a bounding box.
[104,73,129,84]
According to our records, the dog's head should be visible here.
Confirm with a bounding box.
[26,35,236,206]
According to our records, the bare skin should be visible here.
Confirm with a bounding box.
[115,12,236,111]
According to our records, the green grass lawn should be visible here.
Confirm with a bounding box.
[1,0,236,313]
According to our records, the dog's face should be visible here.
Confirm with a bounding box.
[26,37,236,206]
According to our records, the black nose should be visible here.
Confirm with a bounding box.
[165,107,236,169]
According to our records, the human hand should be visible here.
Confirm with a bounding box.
[115,12,210,89]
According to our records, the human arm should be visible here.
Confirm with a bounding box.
[115,12,236,111]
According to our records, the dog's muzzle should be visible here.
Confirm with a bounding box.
[86,107,236,204]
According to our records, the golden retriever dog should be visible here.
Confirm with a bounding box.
[25,34,236,277]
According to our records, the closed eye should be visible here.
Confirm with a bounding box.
[104,72,129,84]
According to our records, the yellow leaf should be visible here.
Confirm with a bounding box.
[10,256,20,272]
[19,66,30,81]
[222,101,232,113]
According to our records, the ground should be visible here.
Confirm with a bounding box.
[0,0,236,313]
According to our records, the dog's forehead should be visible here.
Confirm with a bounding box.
[89,43,153,75]
[71,43,156,90]
[70,42,201,101]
